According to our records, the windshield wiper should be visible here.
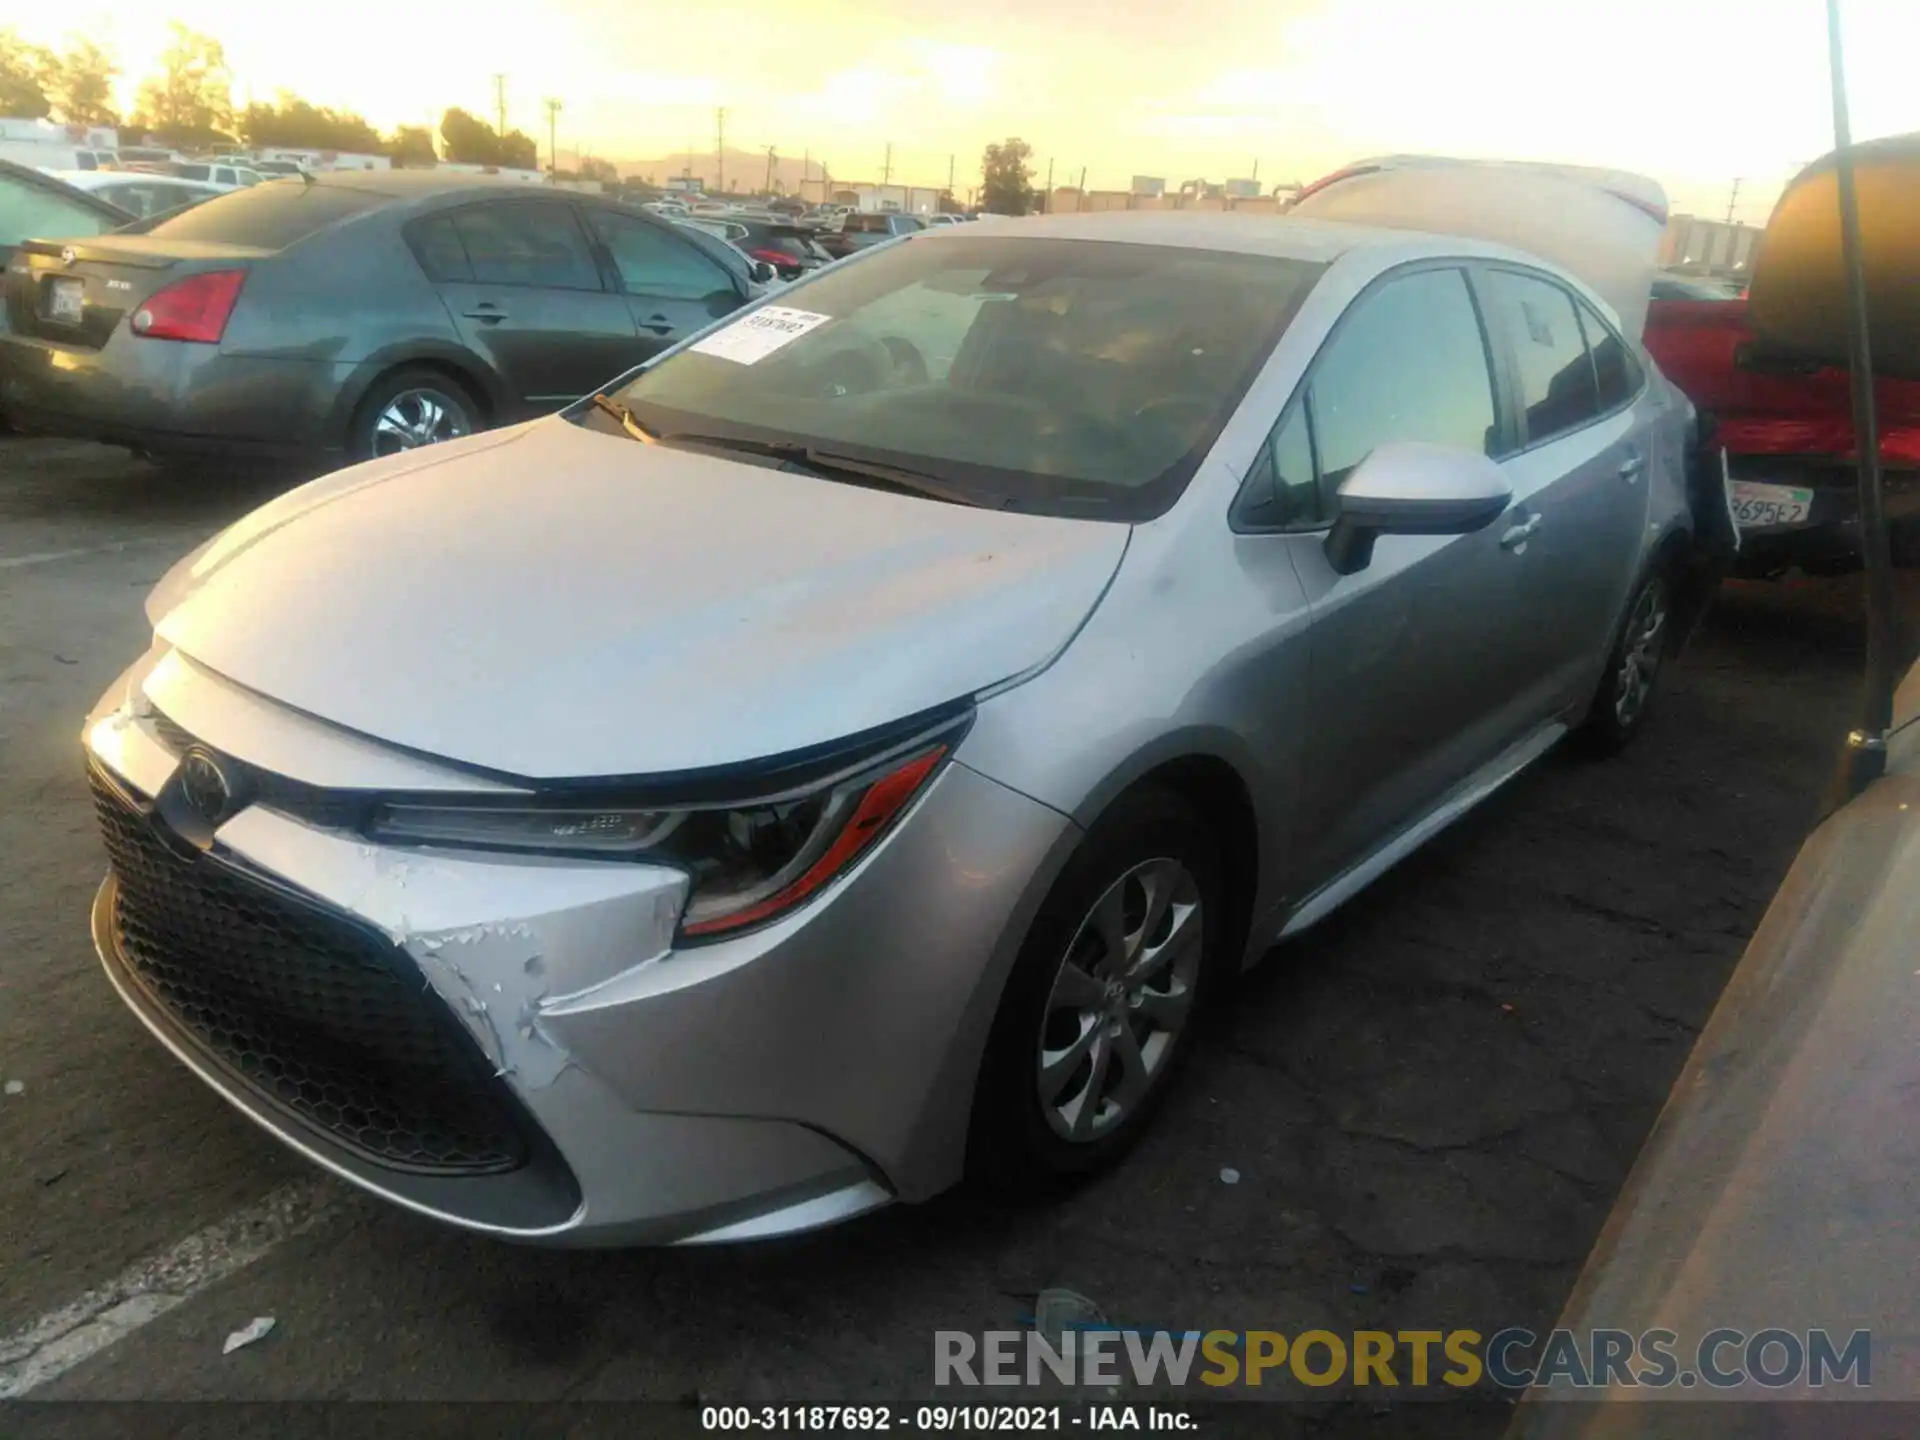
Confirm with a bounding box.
[589,392,656,444]
[657,431,995,507]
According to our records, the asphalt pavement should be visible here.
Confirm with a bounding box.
[0,434,1885,1431]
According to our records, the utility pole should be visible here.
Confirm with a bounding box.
[1044,157,1054,213]
[1078,165,1087,193]
[1724,177,1743,223]
[765,146,777,195]
[1252,158,1260,182]
[882,142,893,186]
[543,98,561,176]
[492,74,508,140]
[947,153,955,196]
[716,107,727,195]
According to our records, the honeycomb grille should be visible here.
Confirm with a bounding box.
[91,766,528,1175]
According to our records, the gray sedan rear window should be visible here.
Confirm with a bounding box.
[143,183,390,250]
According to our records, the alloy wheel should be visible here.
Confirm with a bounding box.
[1614,580,1669,729]
[371,388,472,455]
[1037,857,1203,1143]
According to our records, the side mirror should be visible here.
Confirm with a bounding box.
[748,259,779,286]
[1324,442,1512,575]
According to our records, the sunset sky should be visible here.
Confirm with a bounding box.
[13,0,1918,222]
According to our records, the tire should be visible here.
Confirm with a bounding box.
[968,785,1227,1194]
[350,368,482,462]
[1577,567,1674,756]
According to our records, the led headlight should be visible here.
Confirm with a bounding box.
[363,741,950,939]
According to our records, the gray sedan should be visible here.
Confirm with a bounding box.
[80,203,1705,1246]
[0,171,771,465]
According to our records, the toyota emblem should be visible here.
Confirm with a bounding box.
[59,246,76,267]
[177,749,235,825]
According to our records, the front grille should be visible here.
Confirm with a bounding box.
[91,765,528,1175]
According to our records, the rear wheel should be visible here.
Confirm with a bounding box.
[350,369,481,461]
[969,787,1226,1193]
[1579,568,1673,755]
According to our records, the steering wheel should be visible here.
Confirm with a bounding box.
[878,335,930,385]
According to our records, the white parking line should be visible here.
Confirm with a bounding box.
[0,1179,339,1398]
[0,537,183,571]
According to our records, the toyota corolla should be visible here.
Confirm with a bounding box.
[82,184,1710,1245]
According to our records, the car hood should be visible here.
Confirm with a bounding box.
[150,419,1129,780]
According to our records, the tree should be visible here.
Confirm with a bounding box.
[239,94,381,152]
[578,156,618,185]
[936,189,962,214]
[46,40,119,126]
[388,124,436,167]
[980,137,1036,216]
[499,129,537,170]
[0,30,54,118]
[129,24,234,149]
[440,107,498,163]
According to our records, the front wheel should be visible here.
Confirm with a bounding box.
[968,787,1226,1193]
[1578,569,1672,755]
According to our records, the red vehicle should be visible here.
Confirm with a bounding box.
[1642,136,1920,575]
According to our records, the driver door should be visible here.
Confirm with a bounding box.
[1254,265,1543,896]
[581,207,745,365]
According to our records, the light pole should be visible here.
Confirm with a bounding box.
[543,98,561,176]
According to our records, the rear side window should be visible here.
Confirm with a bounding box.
[145,184,389,249]
[1577,299,1644,412]
[1484,269,1601,444]
[448,202,601,290]
[847,215,887,233]
[1308,266,1499,498]
[407,214,473,282]
[175,164,211,181]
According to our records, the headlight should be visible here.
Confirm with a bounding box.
[363,739,951,940]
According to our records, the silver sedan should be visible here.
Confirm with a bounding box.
[82,204,1700,1245]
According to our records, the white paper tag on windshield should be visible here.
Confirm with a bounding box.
[691,306,832,365]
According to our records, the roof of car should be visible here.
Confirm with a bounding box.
[294,169,561,200]
[915,209,1524,265]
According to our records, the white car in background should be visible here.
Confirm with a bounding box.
[48,170,224,219]
[165,161,265,192]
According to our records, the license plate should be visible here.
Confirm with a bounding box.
[1728,480,1815,530]
[44,276,84,324]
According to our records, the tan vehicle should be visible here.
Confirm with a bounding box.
[1507,92,1920,1440]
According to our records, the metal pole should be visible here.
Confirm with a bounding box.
[1724,177,1742,224]
[765,146,776,194]
[1044,158,1053,214]
[715,109,727,195]
[493,74,507,140]
[882,142,892,186]
[1824,0,1896,805]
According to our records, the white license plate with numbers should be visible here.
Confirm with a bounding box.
[1728,480,1815,530]
[45,276,83,324]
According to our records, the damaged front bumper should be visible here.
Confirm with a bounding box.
[81,646,1074,1246]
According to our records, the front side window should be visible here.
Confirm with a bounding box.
[608,236,1325,521]
[1307,266,1499,504]
[586,209,732,300]
[449,202,602,290]
[1484,269,1601,445]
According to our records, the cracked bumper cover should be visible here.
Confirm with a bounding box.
[82,654,1076,1246]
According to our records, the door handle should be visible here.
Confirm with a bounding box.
[1500,513,1543,550]
[1618,455,1644,482]
[638,314,676,336]
[461,303,507,324]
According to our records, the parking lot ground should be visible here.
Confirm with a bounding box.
[0,435,1895,1428]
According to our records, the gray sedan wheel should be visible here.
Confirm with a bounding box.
[1038,857,1203,1143]
[351,370,481,461]
[1579,568,1673,755]
[970,785,1225,1192]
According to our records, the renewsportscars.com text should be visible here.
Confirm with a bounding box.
[934,1327,1871,1391]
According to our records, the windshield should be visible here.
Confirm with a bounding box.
[610,235,1325,521]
